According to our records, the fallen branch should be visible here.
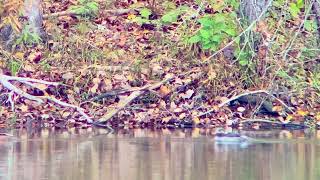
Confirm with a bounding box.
[198,90,293,117]
[96,75,174,123]
[43,9,136,19]
[241,119,306,128]
[0,74,95,124]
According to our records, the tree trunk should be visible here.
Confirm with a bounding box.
[24,0,46,39]
[240,0,269,23]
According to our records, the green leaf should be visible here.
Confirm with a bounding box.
[202,42,212,49]
[211,35,221,43]
[199,29,211,39]
[223,28,237,36]
[212,13,225,23]
[296,0,304,9]
[198,17,214,28]
[140,8,152,19]
[273,0,285,8]
[304,20,316,32]
[161,12,178,23]
[188,35,201,43]
[289,3,300,18]
[239,59,249,66]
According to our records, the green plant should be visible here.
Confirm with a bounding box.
[188,13,238,51]
[15,24,42,46]
[132,6,189,26]
[289,0,304,18]
[69,0,99,17]
[133,8,152,25]
[8,60,22,75]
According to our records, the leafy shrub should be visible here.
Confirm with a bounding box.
[15,24,42,46]
[69,0,99,17]
[188,13,238,51]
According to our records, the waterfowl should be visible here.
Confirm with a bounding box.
[214,128,248,143]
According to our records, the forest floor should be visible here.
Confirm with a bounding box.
[0,0,320,130]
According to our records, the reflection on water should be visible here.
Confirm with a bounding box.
[1,128,320,180]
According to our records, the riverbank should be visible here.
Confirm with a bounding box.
[0,0,320,129]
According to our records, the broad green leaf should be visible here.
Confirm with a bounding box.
[211,35,221,43]
[199,29,211,39]
[223,28,237,36]
[188,35,201,43]
[140,8,152,19]
[239,59,249,66]
[296,0,304,9]
[289,3,300,18]
[212,13,225,23]
[161,12,178,23]
[304,20,316,32]
[198,17,214,28]
[202,42,212,49]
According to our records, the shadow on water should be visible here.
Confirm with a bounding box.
[1,128,320,180]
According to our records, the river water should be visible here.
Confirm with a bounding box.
[1,128,320,180]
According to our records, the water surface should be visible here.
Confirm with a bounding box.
[1,128,320,180]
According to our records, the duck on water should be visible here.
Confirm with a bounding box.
[214,128,249,144]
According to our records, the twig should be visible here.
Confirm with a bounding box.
[202,0,274,63]
[97,75,174,123]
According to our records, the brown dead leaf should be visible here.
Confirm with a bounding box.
[18,105,29,112]
[180,89,194,99]
[62,72,74,80]
[62,111,71,118]
[34,83,47,91]
[237,107,246,112]
[272,105,283,112]
[297,109,308,116]
[159,85,171,97]
[193,117,201,124]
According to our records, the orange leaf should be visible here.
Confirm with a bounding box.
[297,109,309,116]
[159,85,171,96]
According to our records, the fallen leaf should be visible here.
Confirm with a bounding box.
[193,117,200,124]
[19,105,28,112]
[159,85,171,96]
[34,83,47,91]
[237,106,246,112]
[127,13,136,20]
[180,89,194,99]
[62,111,71,118]
[62,72,74,80]
[272,105,283,112]
[297,109,308,116]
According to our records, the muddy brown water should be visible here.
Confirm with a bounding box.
[1,128,320,180]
